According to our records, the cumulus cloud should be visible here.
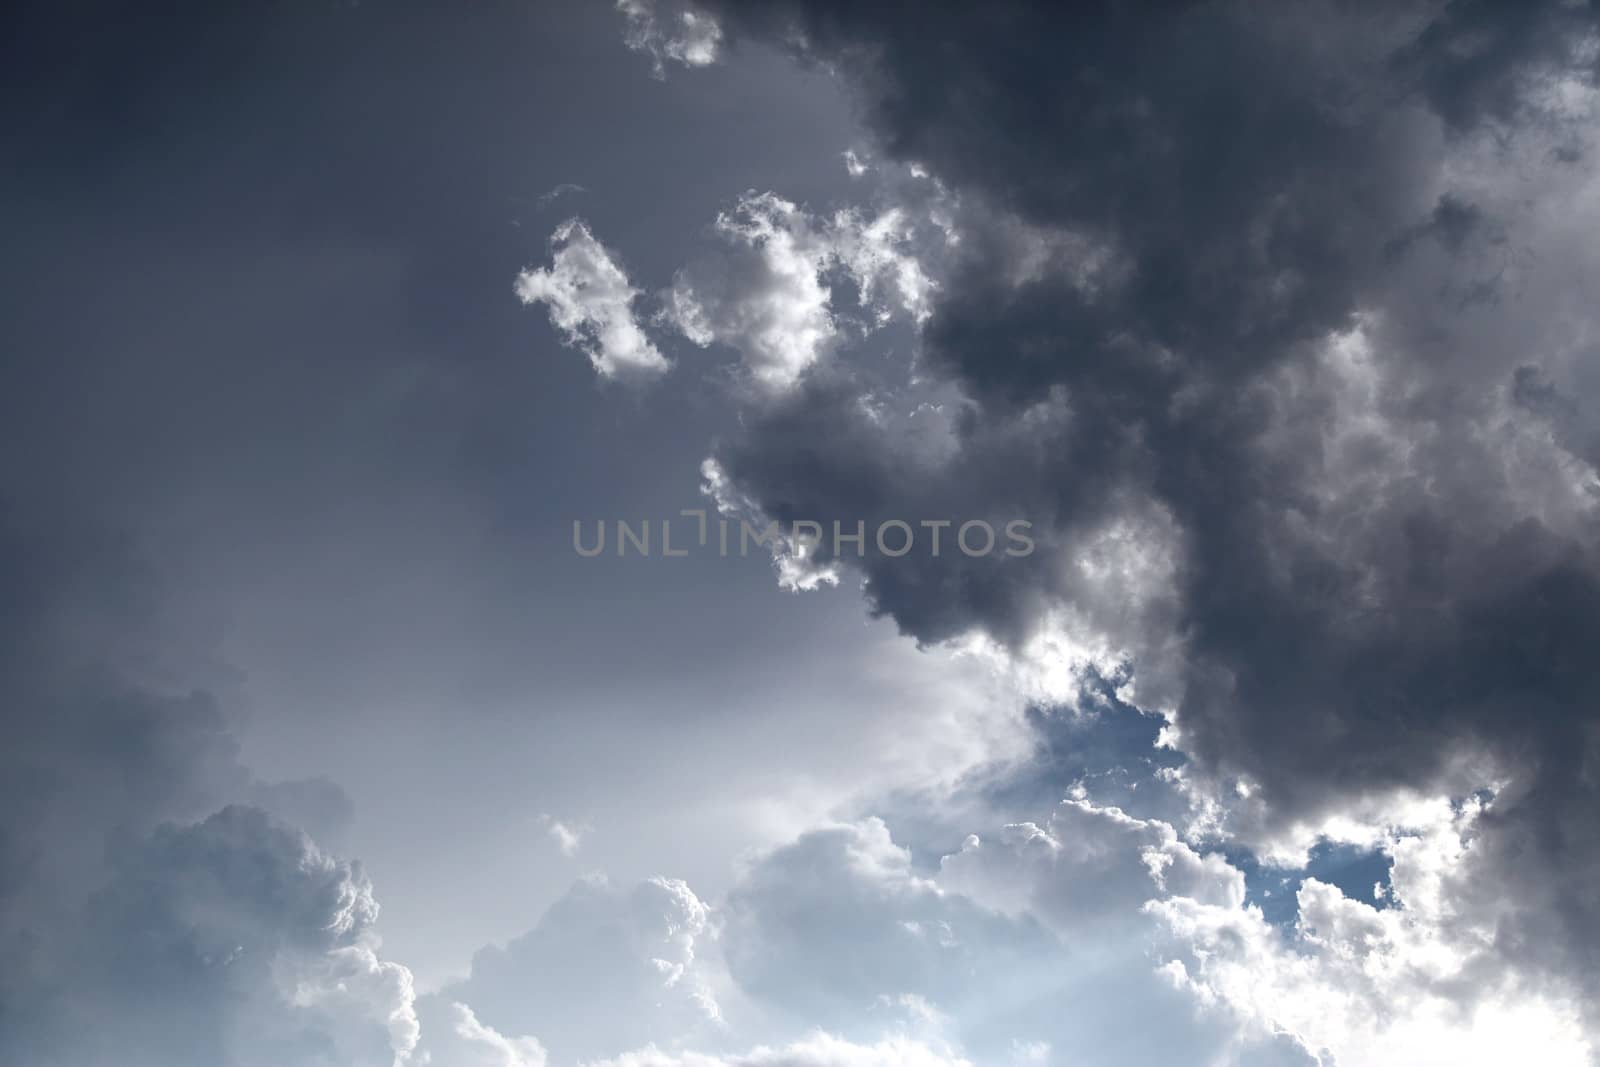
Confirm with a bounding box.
[11,805,417,1067]
[441,875,722,1064]
[721,818,1051,1033]
[718,809,1266,1066]
[706,792,1595,1066]
[14,3,1600,1064]
[1151,793,1595,1066]
[938,798,1244,927]
[684,0,1600,1030]
[0,514,404,1067]
[413,1001,547,1067]
[516,219,670,383]
[10,497,1583,1067]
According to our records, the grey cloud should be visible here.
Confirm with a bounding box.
[937,799,1244,928]
[0,515,394,1066]
[414,999,548,1067]
[441,875,722,1065]
[721,818,1052,1031]
[718,810,1324,1065]
[9,805,414,1067]
[712,795,1592,1062]
[413,999,548,1067]
[1398,0,1600,129]
[89,805,381,961]
[1514,363,1600,470]
[687,0,1600,1027]
[0,514,245,930]
[0,509,360,903]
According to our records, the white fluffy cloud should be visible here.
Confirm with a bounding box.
[516,219,670,383]
[701,791,1597,1067]
[665,192,935,390]
[23,785,1592,1067]
[1149,794,1596,1067]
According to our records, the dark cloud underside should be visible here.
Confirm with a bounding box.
[699,0,1600,1016]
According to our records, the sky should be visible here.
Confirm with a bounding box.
[2,2,1599,1066]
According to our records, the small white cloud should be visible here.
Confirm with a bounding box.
[539,813,585,857]
[617,0,722,76]
[664,193,936,391]
[516,219,670,383]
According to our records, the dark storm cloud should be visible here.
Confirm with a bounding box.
[695,0,1600,1014]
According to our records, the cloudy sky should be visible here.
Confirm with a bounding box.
[4,1,1600,1065]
